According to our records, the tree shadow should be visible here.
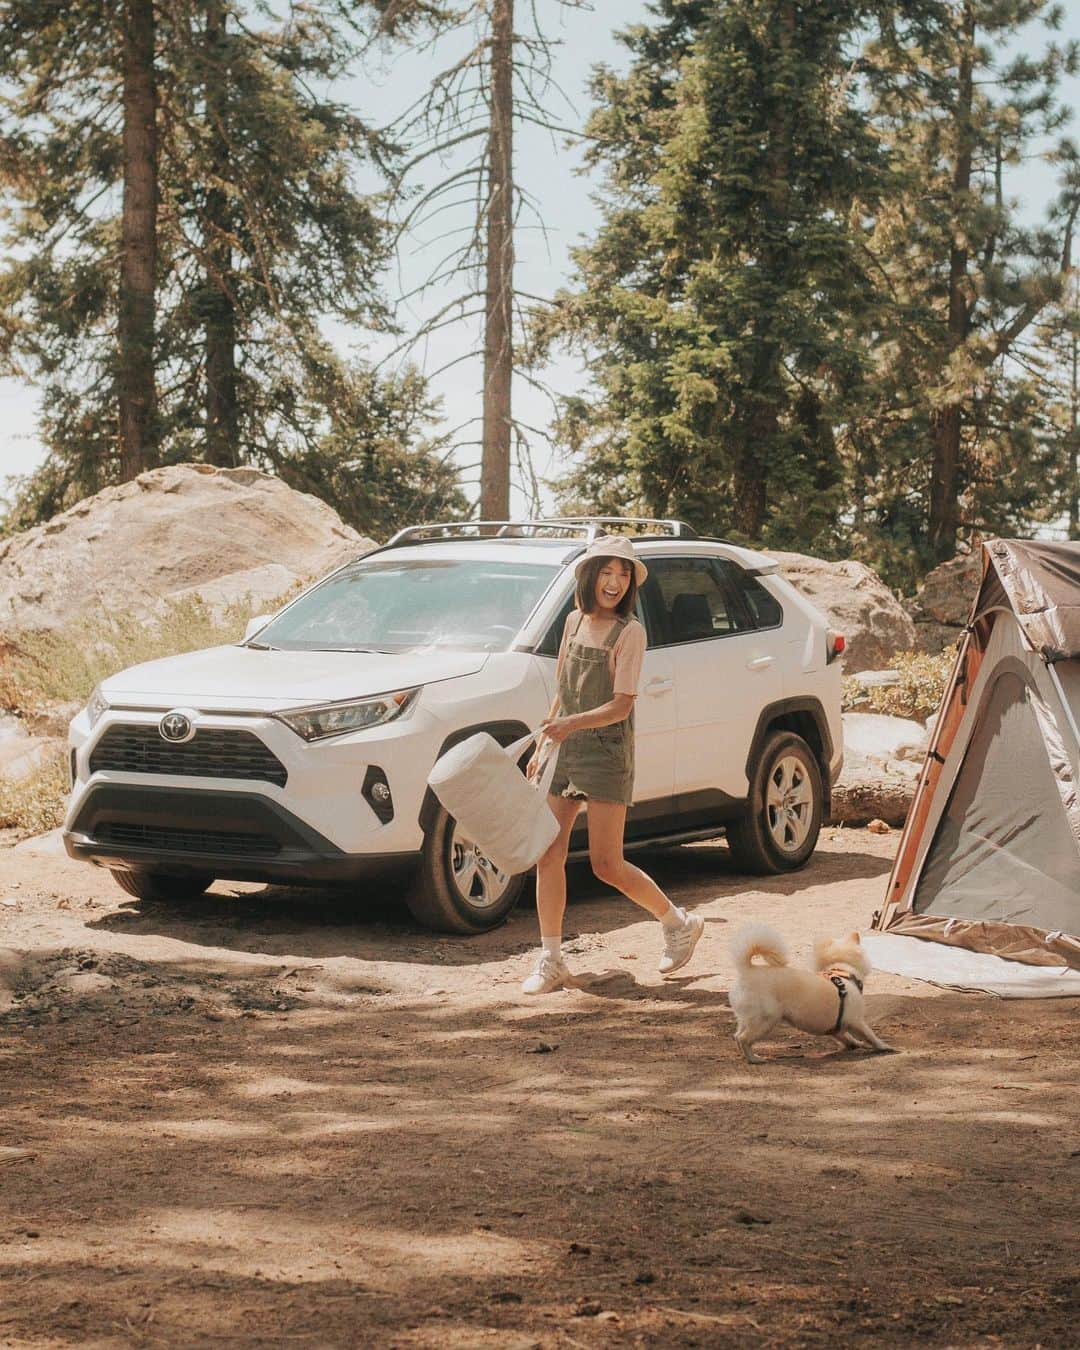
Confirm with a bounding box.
[0,983,1075,1347]
[85,842,892,968]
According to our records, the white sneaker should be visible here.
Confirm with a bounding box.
[659,911,705,976]
[521,953,570,995]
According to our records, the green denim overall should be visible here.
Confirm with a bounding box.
[550,612,635,805]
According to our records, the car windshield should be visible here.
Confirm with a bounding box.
[253,557,560,654]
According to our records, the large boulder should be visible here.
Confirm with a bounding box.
[907,550,981,653]
[0,464,374,637]
[768,551,916,669]
[915,550,982,625]
[830,712,927,826]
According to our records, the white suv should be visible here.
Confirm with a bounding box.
[63,519,843,933]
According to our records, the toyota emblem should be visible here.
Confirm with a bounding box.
[159,710,195,744]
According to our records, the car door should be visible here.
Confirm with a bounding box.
[533,587,675,814]
[646,555,783,803]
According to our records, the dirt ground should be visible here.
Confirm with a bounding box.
[0,827,1077,1349]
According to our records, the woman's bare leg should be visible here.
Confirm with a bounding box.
[585,799,672,918]
[535,795,582,939]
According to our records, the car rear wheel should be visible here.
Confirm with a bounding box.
[725,730,823,874]
[405,805,526,933]
[110,869,214,902]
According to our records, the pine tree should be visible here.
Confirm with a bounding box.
[859,0,1080,568]
[535,0,885,551]
[0,0,460,536]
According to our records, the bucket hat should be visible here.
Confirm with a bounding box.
[572,534,648,586]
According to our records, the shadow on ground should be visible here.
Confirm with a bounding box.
[86,841,893,968]
[0,977,1075,1348]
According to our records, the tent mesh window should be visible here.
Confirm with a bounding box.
[913,670,1080,931]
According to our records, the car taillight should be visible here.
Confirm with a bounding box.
[827,631,845,664]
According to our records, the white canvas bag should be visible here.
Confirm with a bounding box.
[426,729,559,875]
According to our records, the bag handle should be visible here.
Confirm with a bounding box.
[505,728,559,798]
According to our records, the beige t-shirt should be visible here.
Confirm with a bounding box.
[555,611,647,696]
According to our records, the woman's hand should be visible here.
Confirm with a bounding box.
[539,714,577,745]
[525,753,541,782]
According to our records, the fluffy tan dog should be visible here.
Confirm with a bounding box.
[728,923,895,1064]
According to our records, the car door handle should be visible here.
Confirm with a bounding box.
[645,678,674,695]
[746,655,775,671]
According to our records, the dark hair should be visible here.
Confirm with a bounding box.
[575,555,638,618]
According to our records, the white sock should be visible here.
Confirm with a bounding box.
[659,904,686,930]
[541,936,562,959]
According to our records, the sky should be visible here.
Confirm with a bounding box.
[3,1,1080,518]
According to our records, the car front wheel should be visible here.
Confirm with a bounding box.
[725,730,823,874]
[110,869,214,902]
[405,805,526,933]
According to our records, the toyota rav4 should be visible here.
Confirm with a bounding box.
[63,518,844,932]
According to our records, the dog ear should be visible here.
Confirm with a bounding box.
[849,931,861,945]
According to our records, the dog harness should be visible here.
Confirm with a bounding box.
[825,969,864,1035]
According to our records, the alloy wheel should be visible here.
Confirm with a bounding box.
[449,822,512,910]
[765,753,814,852]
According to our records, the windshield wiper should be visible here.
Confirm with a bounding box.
[307,646,388,654]
[244,641,275,650]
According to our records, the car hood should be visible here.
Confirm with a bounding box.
[100,644,490,710]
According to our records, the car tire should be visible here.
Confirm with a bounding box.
[725,730,823,875]
[110,869,214,902]
[405,804,526,934]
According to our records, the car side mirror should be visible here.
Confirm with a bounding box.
[244,615,271,642]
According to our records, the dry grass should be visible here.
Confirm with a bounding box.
[0,590,295,838]
[0,593,290,719]
[0,743,69,835]
[842,649,956,721]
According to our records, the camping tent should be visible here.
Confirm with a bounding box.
[873,539,1080,976]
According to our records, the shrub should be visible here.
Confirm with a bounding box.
[842,649,956,721]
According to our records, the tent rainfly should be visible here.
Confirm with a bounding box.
[874,538,1080,972]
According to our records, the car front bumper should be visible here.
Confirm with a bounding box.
[63,783,417,885]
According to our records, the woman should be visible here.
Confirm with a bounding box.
[522,535,704,995]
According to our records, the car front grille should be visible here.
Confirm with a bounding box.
[90,724,288,787]
[96,822,281,857]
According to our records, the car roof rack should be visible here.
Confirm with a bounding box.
[383,517,699,548]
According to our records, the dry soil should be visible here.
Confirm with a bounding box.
[0,828,1076,1348]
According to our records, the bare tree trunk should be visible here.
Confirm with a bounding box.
[1070,319,1079,540]
[480,0,513,519]
[928,2,975,562]
[118,0,157,481]
[730,2,794,541]
[204,0,239,467]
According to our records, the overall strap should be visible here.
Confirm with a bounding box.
[571,610,586,638]
[602,616,628,649]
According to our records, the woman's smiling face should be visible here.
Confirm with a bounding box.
[594,559,631,611]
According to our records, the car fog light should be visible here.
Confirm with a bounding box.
[362,766,394,824]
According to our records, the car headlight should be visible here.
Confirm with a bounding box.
[87,684,110,729]
[274,687,420,742]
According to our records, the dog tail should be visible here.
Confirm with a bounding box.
[729,923,789,972]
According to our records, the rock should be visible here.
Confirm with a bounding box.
[0,463,375,639]
[0,714,48,781]
[844,712,928,765]
[12,829,65,856]
[911,618,965,656]
[915,550,982,626]
[49,970,115,997]
[769,551,916,669]
[830,712,927,826]
[866,819,892,834]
